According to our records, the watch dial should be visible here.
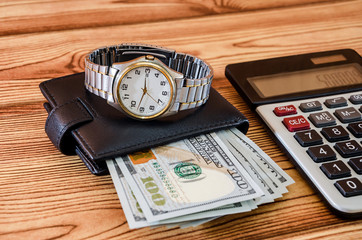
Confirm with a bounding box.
[118,66,173,118]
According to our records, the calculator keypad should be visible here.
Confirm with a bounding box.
[283,115,310,132]
[257,91,362,213]
[348,157,362,174]
[309,112,336,127]
[334,178,362,197]
[307,145,336,163]
[334,107,362,123]
[300,101,322,112]
[320,160,351,179]
[334,140,362,158]
[349,94,362,104]
[347,121,362,137]
[321,126,349,142]
[273,105,297,116]
[325,97,347,108]
[294,130,323,147]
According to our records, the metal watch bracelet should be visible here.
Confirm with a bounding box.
[84,43,213,113]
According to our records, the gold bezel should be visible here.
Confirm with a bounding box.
[114,62,175,120]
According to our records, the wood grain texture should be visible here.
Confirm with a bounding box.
[0,0,334,36]
[0,0,362,239]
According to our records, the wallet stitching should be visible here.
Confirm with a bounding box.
[73,117,244,158]
[56,101,91,146]
[45,99,78,129]
[46,99,92,147]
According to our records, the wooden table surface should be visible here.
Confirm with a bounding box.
[1,0,362,239]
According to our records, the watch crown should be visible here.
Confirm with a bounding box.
[145,55,155,60]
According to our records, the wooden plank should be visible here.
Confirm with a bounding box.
[0,1,360,83]
[0,0,334,36]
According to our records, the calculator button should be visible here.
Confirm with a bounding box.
[307,145,336,163]
[320,160,351,179]
[321,125,349,142]
[349,94,362,104]
[334,140,362,158]
[348,157,362,174]
[334,178,362,197]
[347,121,362,137]
[324,97,347,108]
[308,111,336,127]
[283,115,310,132]
[294,130,323,147]
[274,105,297,116]
[334,107,362,123]
[299,101,322,112]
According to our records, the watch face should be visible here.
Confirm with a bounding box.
[116,64,174,119]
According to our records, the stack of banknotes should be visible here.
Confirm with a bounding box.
[106,128,294,229]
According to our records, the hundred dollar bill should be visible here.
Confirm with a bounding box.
[217,130,282,204]
[179,217,219,229]
[228,128,294,188]
[107,159,151,229]
[107,159,253,228]
[116,133,263,222]
[161,201,253,225]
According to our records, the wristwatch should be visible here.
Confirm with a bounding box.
[84,43,213,120]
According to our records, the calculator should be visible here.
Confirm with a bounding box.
[225,49,362,217]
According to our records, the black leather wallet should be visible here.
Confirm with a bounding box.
[39,73,249,175]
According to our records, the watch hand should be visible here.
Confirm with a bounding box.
[144,76,147,92]
[137,88,147,110]
[146,92,161,105]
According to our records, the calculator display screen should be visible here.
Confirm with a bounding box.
[248,63,362,98]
